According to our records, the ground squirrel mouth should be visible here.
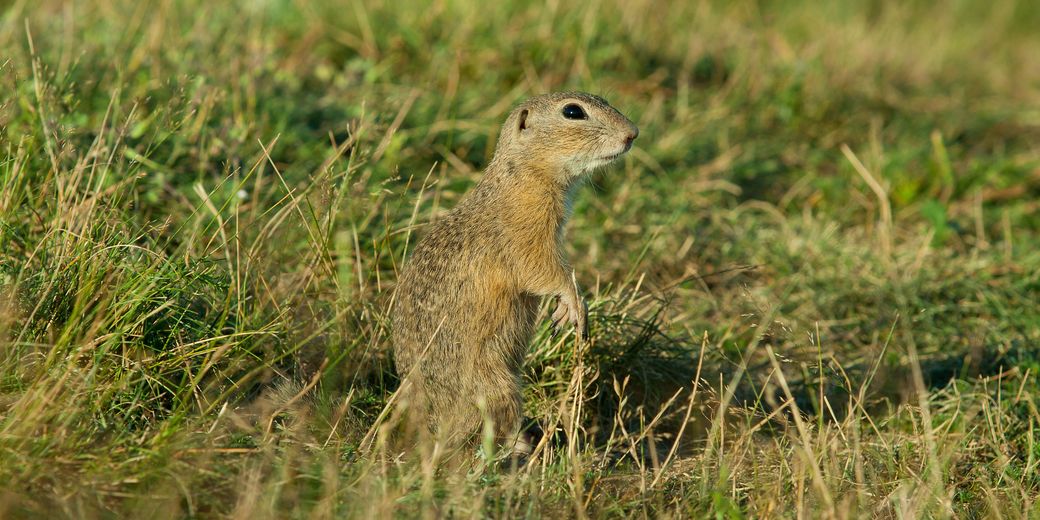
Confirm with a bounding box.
[599,146,630,162]
[600,136,636,162]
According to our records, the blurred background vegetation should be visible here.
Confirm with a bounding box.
[1,0,1039,517]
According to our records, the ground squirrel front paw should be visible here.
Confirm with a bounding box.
[551,292,588,340]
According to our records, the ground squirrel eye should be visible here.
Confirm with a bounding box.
[562,104,587,120]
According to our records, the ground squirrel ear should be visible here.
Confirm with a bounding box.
[517,109,529,132]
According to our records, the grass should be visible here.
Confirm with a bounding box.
[2,0,1040,517]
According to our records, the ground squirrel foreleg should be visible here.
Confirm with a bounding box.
[549,270,588,340]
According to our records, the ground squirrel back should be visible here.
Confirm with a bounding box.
[392,91,639,457]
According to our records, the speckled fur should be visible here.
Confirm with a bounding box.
[392,92,639,452]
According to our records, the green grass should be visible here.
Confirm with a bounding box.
[2,0,1040,517]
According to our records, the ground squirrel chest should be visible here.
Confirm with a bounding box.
[391,91,638,457]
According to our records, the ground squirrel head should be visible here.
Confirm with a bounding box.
[492,92,639,179]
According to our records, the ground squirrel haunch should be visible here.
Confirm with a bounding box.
[392,91,638,455]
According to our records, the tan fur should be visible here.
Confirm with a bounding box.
[391,92,638,455]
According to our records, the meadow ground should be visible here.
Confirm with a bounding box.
[2,0,1040,517]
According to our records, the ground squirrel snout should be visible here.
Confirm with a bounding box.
[391,91,638,458]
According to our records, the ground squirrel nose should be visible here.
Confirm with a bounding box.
[625,128,639,147]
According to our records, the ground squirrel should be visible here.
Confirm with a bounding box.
[392,91,639,457]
